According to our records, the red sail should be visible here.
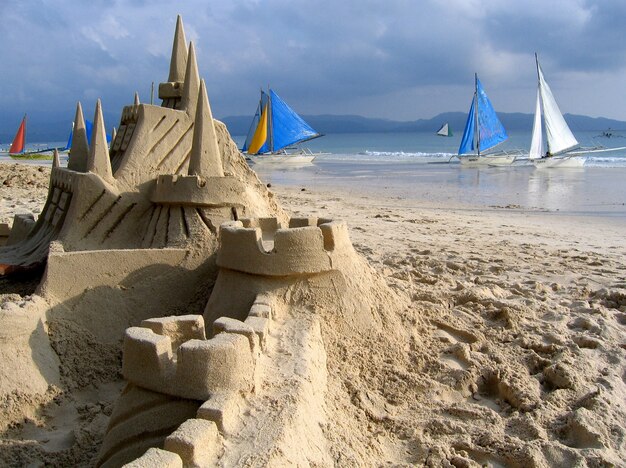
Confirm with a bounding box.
[9,117,26,154]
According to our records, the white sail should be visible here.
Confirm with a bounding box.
[537,62,578,155]
[436,123,449,136]
[529,89,543,160]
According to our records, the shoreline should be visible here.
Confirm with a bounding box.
[251,159,626,219]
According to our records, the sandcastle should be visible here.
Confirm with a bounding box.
[98,216,394,466]
[0,15,402,467]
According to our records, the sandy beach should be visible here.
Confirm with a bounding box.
[1,160,625,466]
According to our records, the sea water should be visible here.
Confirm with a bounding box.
[233,131,626,218]
[2,132,626,217]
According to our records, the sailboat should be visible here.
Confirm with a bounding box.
[9,115,26,155]
[242,88,324,164]
[529,54,585,168]
[7,115,50,160]
[529,54,626,168]
[457,75,522,166]
[436,123,453,137]
[3,115,66,160]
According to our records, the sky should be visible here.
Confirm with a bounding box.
[1,0,626,141]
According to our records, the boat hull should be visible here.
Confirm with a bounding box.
[9,153,53,161]
[246,153,316,165]
[458,154,518,167]
[532,156,586,168]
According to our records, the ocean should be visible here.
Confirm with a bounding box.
[233,131,626,218]
[234,130,626,166]
[2,130,626,217]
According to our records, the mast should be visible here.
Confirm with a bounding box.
[474,73,480,156]
[534,53,545,156]
[267,85,274,152]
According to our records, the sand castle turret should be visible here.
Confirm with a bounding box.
[216,217,353,276]
[188,79,223,177]
[180,42,200,116]
[52,148,60,169]
[160,15,188,109]
[86,99,114,184]
[67,102,89,172]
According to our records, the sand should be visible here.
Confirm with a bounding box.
[1,161,625,466]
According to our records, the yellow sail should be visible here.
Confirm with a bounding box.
[247,103,269,154]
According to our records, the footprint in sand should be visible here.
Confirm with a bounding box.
[432,321,478,344]
[441,342,472,371]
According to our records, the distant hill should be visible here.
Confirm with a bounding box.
[220,112,626,136]
[3,111,625,143]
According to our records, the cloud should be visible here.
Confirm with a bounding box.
[1,0,625,141]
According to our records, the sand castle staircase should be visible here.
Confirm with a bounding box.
[0,15,281,277]
[97,217,378,466]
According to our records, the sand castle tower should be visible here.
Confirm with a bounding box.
[0,16,284,334]
[98,217,404,466]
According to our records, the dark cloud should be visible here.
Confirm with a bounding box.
[1,0,625,142]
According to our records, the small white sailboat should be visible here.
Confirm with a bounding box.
[529,54,626,168]
[242,88,325,164]
[436,122,452,137]
[457,74,522,166]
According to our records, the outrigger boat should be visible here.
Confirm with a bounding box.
[456,75,523,166]
[529,54,626,168]
[3,115,71,160]
[242,88,325,164]
[5,116,53,160]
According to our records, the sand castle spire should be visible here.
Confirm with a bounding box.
[168,15,188,83]
[86,99,114,184]
[134,92,140,106]
[68,102,89,172]
[111,127,117,145]
[188,79,224,177]
[181,42,200,114]
[52,149,60,168]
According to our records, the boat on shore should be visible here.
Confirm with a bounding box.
[529,54,626,169]
[242,88,325,164]
[456,75,523,166]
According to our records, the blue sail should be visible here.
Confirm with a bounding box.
[63,119,112,150]
[475,78,507,152]
[458,77,508,155]
[269,89,320,152]
[458,97,476,154]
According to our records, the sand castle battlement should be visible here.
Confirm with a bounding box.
[50,166,75,192]
[150,174,246,207]
[120,103,140,124]
[217,217,354,276]
[100,295,274,467]
[122,308,271,401]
